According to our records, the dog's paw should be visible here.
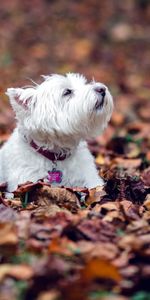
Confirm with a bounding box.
[87,178,105,189]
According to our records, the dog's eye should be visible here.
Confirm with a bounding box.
[63,89,72,96]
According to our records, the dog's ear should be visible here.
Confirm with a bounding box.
[6,88,35,111]
[41,75,49,81]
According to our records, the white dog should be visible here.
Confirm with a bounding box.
[0,73,113,192]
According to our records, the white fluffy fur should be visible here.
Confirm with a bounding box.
[0,73,113,192]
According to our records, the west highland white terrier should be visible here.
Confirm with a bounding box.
[0,73,113,192]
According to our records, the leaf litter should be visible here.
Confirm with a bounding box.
[0,2,150,300]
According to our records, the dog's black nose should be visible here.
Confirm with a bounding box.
[95,87,106,97]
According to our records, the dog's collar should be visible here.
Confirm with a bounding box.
[29,140,71,162]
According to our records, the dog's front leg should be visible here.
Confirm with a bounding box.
[85,170,104,189]
[81,160,104,189]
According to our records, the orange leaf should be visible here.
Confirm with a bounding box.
[49,237,78,256]
[81,258,122,282]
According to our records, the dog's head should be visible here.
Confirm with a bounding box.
[6,73,113,147]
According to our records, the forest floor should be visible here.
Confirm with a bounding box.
[0,1,150,300]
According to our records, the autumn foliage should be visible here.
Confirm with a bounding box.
[0,1,150,300]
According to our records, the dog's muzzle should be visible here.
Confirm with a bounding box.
[94,87,106,110]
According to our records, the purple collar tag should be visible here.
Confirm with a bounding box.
[47,168,63,184]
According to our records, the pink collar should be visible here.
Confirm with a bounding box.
[30,140,71,162]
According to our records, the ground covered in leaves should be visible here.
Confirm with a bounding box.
[0,1,150,300]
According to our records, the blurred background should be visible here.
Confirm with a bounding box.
[0,0,150,139]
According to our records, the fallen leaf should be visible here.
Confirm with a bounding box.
[120,265,139,278]
[49,237,78,256]
[76,240,119,262]
[31,203,69,218]
[113,252,130,268]
[120,200,140,221]
[112,157,142,169]
[111,111,125,126]
[142,167,150,187]
[126,143,140,158]
[110,23,133,41]
[119,234,150,251]
[13,181,47,195]
[32,186,80,214]
[0,264,33,281]
[86,186,106,206]
[0,203,18,221]
[143,194,150,210]
[81,258,121,282]
[37,290,60,300]
[0,223,18,246]
[137,101,150,121]
[95,154,105,165]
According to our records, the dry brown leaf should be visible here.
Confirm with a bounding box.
[143,194,150,210]
[110,23,133,41]
[146,151,150,162]
[103,210,123,223]
[95,154,105,165]
[0,223,18,245]
[6,198,22,208]
[13,181,39,194]
[65,186,89,193]
[37,290,60,300]
[111,111,125,126]
[100,202,118,212]
[142,167,150,187]
[72,39,92,60]
[0,203,17,221]
[112,157,142,169]
[120,265,139,278]
[88,243,118,260]
[77,241,118,260]
[119,234,150,251]
[142,210,150,221]
[33,186,80,213]
[98,202,124,222]
[32,203,69,218]
[81,258,122,282]
[0,264,33,281]
[126,143,140,158]
[127,122,150,139]
[126,219,149,234]
[120,200,140,221]
[76,241,95,254]
[0,3,150,299]
[113,252,130,268]
[137,102,150,121]
[29,43,48,59]
[142,248,150,257]
[49,237,78,256]
[118,235,138,250]
[0,265,13,282]
[86,186,106,206]
[142,266,150,277]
